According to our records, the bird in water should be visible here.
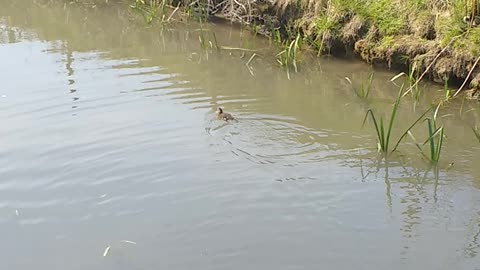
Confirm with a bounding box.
[216,107,235,121]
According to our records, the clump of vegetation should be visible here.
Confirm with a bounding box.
[130,0,169,24]
[362,85,431,155]
[345,72,374,99]
[409,105,445,164]
[276,34,302,79]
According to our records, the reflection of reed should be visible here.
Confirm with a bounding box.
[464,216,480,258]
[62,40,78,112]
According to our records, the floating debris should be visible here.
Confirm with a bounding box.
[15,209,19,216]
[103,245,111,257]
[100,194,107,198]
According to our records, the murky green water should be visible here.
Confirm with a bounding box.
[1,1,480,269]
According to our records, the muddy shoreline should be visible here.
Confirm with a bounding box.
[198,0,480,99]
[74,0,480,98]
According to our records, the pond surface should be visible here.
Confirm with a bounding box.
[1,1,480,269]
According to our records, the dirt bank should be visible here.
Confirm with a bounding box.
[85,0,480,98]
[181,0,480,98]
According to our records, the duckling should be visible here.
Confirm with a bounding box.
[216,107,235,121]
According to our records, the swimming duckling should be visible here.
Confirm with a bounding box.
[216,107,235,121]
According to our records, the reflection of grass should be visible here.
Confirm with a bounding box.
[362,86,431,154]
[473,126,480,142]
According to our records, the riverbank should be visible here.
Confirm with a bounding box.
[75,0,480,98]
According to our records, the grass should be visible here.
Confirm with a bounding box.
[362,85,431,154]
[443,78,452,100]
[276,34,302,79]
[390,64,423,106]
[424,105,445,163]
[345,72,374,99]
[408,105,445,163]
[197,26,219,50]
[130,0,168,24]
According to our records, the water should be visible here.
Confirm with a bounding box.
[1,1,480,269]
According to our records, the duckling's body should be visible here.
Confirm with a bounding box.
[216,107,235,121]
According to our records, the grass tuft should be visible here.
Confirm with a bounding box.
[345,72,374,99]
[362,85,431,154]
[408,104,445,164]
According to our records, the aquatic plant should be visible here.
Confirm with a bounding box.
[130,0,168,24]
[424,105,445,163]
[276,33,302,78]
[443,78,452,101]
[345,72,374,99]
[408,105,445,164]
[272,28,282,44]
[197,24,219,50]
[362,86,431,154]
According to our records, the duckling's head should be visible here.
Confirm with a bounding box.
[216,107,223,114]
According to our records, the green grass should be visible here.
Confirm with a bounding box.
[424,106,444,163]
[390,64,423,103]
[362,86,431,154]
[276,34,302,78]
[408,105,445,164]
[443,78,452,100]
[130,0,168,24]
[197,26,219,50]
[340,0,408,36]
[345,72,374,99]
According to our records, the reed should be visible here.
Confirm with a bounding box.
[130,0,168,24]
[391,64,422,102]
[345,72,374,99]
[444,78,452,100]
[362,86,431,154]
[276,33,302,75]
[425,106,445,163]
[408,104,445,164]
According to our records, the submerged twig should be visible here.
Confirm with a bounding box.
[246,53,258,76]
[166,3,180,22]
[246,53,258,66]
[220,46,256,52]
